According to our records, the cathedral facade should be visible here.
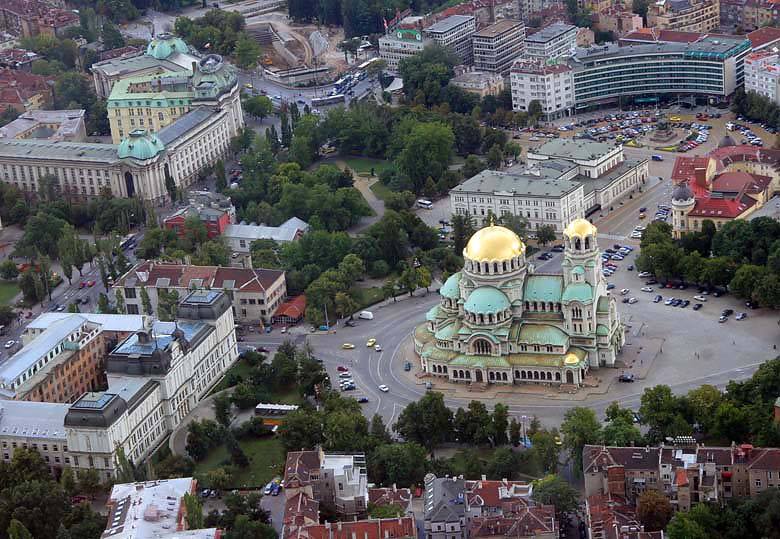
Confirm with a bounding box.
[414,219,624,387]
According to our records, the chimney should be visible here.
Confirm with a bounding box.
[191,61,197,74]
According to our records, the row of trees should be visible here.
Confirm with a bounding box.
[174,10,262,68]
[732,87,780,131]
[637,219,780,307]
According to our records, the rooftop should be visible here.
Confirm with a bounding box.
[0,400,69,441]
[116,261,285,294]
[452,169,582,197]
[26,313,146,334]
[0,109,84,141]
[473,19,524,39]
[425,14,475,34]
[525,22,576,43]
[158,106,217,145]
[530,138,617,161]
[748,26,780,49]
[111,320,207,358]
[0,137,120,163]
[224,217,310,243]
[573,35,751,63]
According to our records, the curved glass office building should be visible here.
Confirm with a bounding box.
[570,36,751,109]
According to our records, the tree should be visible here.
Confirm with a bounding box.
[204,468,233,490]
[234,33,262,68]
[531,475,578,515]
[101,20,125,49]
[639,385,685,443]
[7,518,33,539]
[531,430,560,473]
[486,144,504,170]
[214,392,232,427]
[394,392,453,452]
[244,96,273,121]
[461,155,485,179]
[396,122,454,192]
[560,407,601,472]
[509,418,521,446]
[0,260,19,280]
[140,286,152,315]
[491,403,509,446]
[183,492,204,529]
[527,100,543,123]
[451,214,475,256]
[537,225,557,246]
[637,489,673,532]
[369,442,428,487]
[0,481,67,539]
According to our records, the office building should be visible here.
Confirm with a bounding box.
[570,36,751,109]
[114,261,287,325]
[647,0,720,32]
[524,23,577,63]
[103,477,222,538]
[379,23,431,74]
[745,50,780,103]
[424,15,476,64]
[510,60,574,119]
[472,19,526,75]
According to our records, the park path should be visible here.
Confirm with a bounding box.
[169,386,234,456]
[331,159,386,234]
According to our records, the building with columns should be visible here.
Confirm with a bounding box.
[414,220,623,387]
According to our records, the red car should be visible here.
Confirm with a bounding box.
[79,281,87,288]
[337,365,349,372]
[87,280,96,287]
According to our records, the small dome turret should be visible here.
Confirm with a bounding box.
[118,129,165,160]
[672,182,694,202]
[146,33,189,59]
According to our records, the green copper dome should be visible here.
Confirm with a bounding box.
[561,282,593,304]
[118,130,165,160]
[464,286,510,314]
[440,272,461,299]
[146,33,189,59]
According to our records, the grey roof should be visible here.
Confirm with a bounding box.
[27,313,146,333]
[672,182,694,201]
[0,138,120,163]
[0,315,87,387]
[425,15,475,34]
[525,22,576,43]
[0,400,69,440]
[158,106,216,145]
[224,220,309,243]
[0,109,84,140]
[530,138,617,161]
[575,159,647,196]
[424,477,467,522]
[280,216,310,230]
[571,36,750,64]
[92,52,195,77]
[452,169,582,197]
[112,320,207,357]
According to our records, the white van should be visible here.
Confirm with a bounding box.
[416,199,433,209]
[358,311,374,320]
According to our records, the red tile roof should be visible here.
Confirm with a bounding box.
[99,46,142,62]
[116,261,284,294]
[288,517,417,539]
[368,487,412,508]
[285,493,320,527]
[671,156,710,184]
[674,468,689,487]
[620,28,704,44]
[747,448,780,470]
[469,507,557,538]
[748,26,780,49]
[583,446,661,473]
[587,493,662,539]
[0,68,52,107]
[465,479,532,508]
[274,295,306,319]
[283,450,320,489]
[711,171,772,195]
[688,196,756,218]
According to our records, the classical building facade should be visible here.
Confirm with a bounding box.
[414,220,624,387]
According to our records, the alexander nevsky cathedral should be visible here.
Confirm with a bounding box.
[414,219,624,387]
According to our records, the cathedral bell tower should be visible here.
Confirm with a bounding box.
[561,218,601,287]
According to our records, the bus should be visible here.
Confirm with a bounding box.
[357,57,381,70]
[312,94,345,107]
[254,403,299,425]
[120,234,136,251]
[416,199,433,209]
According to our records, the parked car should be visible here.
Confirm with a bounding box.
[693,303,703,310]
[618,373,635,382]
[653,295,662,303]
[736,312,747,320]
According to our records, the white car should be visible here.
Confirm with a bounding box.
[3,340,15,349]
[628,297,638,304]
[620,288,630,295]
[693,295,707,302]
[378,384,389,392]
[641,287,653,292]
[374,345,382,352]
[638,271,652,278]
[665,298,675,305]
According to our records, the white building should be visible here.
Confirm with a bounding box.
[745,50,780,104]
[472,19,526,75]
[527,138,649,213]
[104,477,221,539]
[223,217,310,253]
[379,26,431,73]
[424,15,476,64]
[0,290,238,481]
[524,22,578,63]
[450,165,585,233]
[510,60,574,119]
[0,109,86,142]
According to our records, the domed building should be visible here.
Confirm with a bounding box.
[414,219,623,387]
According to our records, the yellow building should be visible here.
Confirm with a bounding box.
[647,0,720,33]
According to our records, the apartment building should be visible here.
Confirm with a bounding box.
[424,15,476,64]
[451,70,505,96]
[379,25,431,73]
[114,261,287,325]
[283,448,368,519]
[472,20,526,75]
[586,493,664,539]
[0,48,40,71]
[0,0,78,38]
[592,10,644,37]
[103,478,222,539]
[510,60,574,119]
[0,290,238,480]
[647,0,720,32]
[0,68,52,112]
[524,23,577,63]
[745,50,780,104]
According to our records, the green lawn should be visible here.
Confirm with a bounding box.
[0,281,19,306]
[343,157,393,176]
[369,180,394,202]
[209,358,256,395]
[194,436,286,489]
[350,285,385,309]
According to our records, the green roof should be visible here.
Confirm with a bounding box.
[597,296,610,313]
[465,286,510,314]
[524,275,563,303]
[414,324,434,344]
[450,355,511,368]
[146,34,189,59]
[562,282,593,304]
[426,305,441,321]
[420,341,458,362]
[572,265,585,275]
[596,324,609,336]
[440,272,461,299]
[434,320,461,341]
[117,130,164,160]
[518,324,569,346]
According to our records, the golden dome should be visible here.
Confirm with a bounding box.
[464,225,525,262]
[564,352,580,366]
[564,218,597,239]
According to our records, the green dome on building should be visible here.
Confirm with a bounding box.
[440,273,461,299]
[464,286,510,314]
[118,129,165,160]
[146,33,189,59]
